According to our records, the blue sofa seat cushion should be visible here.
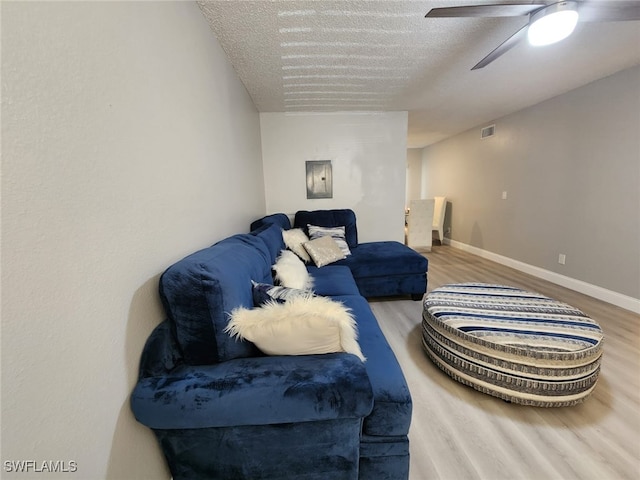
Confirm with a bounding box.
[131,353,373,430]
[308,265,360,297]
[294,209,358,249]
[332,295,412,437]
[339,241,428,278]
[159,234,273,365]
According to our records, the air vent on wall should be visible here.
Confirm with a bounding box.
[481,124,495,139]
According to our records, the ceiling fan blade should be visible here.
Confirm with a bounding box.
[472,23,529,70]
[426,3,547,18]
[577,1,640,22]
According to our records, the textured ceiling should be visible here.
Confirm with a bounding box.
[198,1,640,147]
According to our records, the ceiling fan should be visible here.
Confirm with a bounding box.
[425,1,640,70]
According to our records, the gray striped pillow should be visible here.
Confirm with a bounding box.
[307,224,351,256]
[251,280,314,306]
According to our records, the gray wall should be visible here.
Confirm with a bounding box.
[2,2,265,478]
[423,66,640,299]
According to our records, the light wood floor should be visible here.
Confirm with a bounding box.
[369,245,640,480]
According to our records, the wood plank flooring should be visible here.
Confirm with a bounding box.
[369,245,640,480]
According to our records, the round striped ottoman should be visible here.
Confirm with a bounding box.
[422,283,604,407]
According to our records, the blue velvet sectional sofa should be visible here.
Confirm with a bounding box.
[253,209,428,300]
[131,209,428,480]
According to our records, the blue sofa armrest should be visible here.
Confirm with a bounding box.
[131,353,374,430]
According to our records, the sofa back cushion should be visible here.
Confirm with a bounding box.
[294,209,358,249]
[250,222,285,264]
[250,213,292,232]
[159,234,273,365]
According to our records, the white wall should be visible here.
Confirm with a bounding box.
[422,66,640,302]
[405,148,423,207]
[1,2,264,479]
[260,112,408,243]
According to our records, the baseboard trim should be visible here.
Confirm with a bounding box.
[444,239,640,314]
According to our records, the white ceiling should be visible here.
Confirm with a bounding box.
[198,1,640,147]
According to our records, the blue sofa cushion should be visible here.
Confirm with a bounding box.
[294,209,358,249]
[308,265,360,297]
[340,241,428,277]
[159,234,273,365]
[332,295,412,437]
[250,222,285,264]
[250,213,292,232]
[131,353,373,429]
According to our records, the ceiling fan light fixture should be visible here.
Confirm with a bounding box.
[527,1,579,47]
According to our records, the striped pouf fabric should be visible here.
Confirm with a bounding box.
[422,283,604,407]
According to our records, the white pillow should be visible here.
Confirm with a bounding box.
[225,296,365,362]
[303,235,346,267]
[272,250,314,290]
[282,228,312,263]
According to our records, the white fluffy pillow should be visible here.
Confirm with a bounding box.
[225,296,365,362]
[282,228,312,263]
[272,250,314,290]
